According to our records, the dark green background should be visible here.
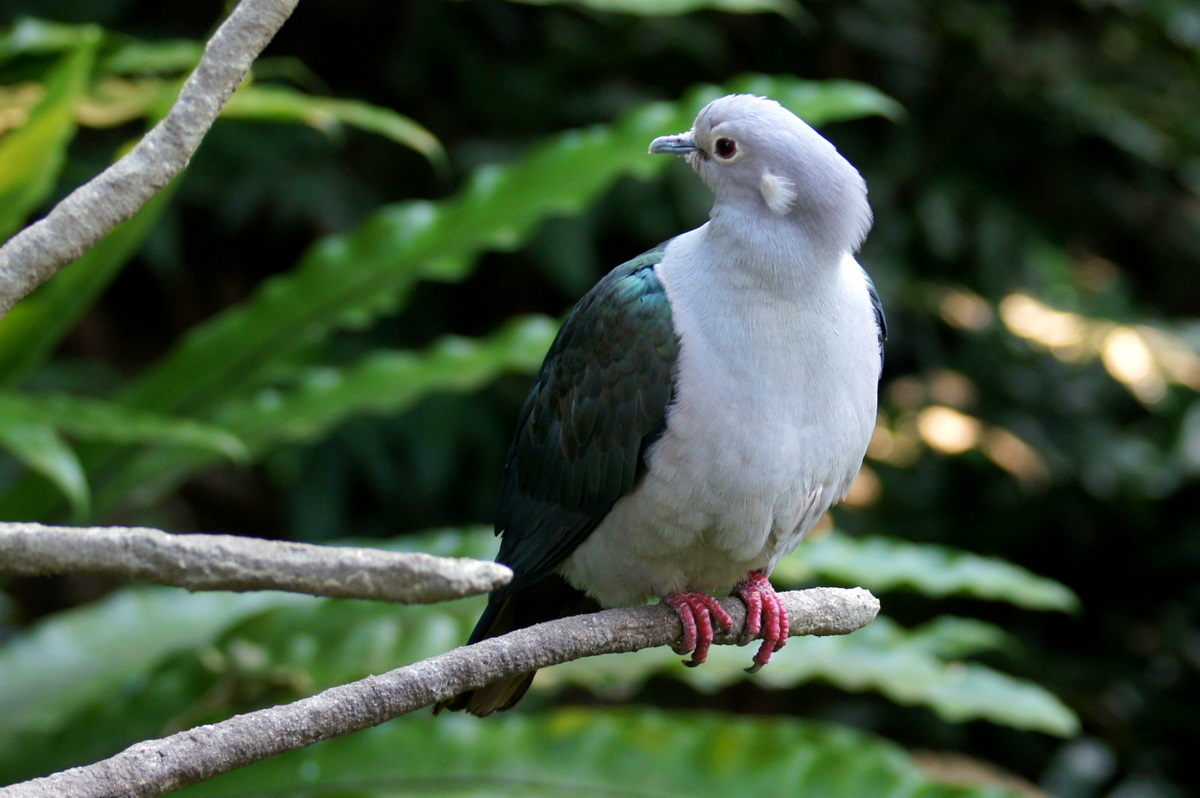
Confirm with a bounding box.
[1,1,1197,796]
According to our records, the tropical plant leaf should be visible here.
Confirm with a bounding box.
[0,17,99,62]
[0,416,88,517]
[0,588,309,747]
[0,588,320,786]
[0,28,99,240]
[222,85,446,166]
[0,391,247,459]
[95,317,558,511]
[176,709,1029,798]
[223,315,557,447]
[100,37,204,75]
[775,532,1081,612]
[543,615,1079,737]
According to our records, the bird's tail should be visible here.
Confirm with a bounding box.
[434,573,597,715]
[434,574,599,717]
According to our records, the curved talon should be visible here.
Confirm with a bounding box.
[733,570,789,672]
[664,591,733,667]
[737,584,763,645]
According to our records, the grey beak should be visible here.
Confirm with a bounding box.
[649,130,696,155]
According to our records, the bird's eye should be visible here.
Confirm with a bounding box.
[714,137,738,160]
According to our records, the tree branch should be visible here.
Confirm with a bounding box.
[0,587,879,798]
[0,522,511,603]
[0,0,300,318]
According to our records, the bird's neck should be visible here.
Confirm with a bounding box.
[704,203,846,296]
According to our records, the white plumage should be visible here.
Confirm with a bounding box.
[562,96,880,607]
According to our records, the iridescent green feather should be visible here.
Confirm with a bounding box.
[487,244,679,606]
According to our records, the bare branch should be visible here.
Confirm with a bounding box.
[0,0,300,318]
[0,523,511,603]
[0,588,878,798]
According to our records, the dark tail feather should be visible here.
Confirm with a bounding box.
[434,574,599,717]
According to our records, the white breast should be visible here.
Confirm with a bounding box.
[559,226,881,607]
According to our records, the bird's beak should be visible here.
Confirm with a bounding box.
[649,130,696,155]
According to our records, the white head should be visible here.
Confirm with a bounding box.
[650,94,871,256]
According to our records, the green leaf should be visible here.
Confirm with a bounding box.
[0,28,99,240]
[0,182,180,384]
[0,588,309,766]
[178,709,1027,798]
[0,18,99,61]
[0,391,248,460]
[221,85,446,167]
[0,417,88,517]
[100,38,204,75]
[775,533,1081,613]
[220,316,557,446]
[96,317,558,509]
[544,615,1079,737]
[502,0,800,16]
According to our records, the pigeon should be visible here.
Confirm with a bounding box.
[438,94,885,716]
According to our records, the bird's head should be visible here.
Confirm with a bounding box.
[650,94,871,254]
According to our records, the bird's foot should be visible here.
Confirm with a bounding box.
[664,591,734,667]
[733,570,790,673]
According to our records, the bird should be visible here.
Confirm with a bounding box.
[437,94,885,716]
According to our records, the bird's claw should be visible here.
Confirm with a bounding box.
[733,570,789,672]
[664,591,734,667]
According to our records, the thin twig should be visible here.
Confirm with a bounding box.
[0,0,301,317]
[0,522,511,603]
[0,587,879,798]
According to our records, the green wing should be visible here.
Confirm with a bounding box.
[490,244,679,603]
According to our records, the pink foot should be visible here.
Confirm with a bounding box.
[733,570,790,673]
[664,591,734,667]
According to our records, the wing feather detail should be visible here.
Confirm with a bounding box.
[492,245,679,596]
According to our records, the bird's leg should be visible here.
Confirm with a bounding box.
[664,592,734,667]
[733,569,790,673]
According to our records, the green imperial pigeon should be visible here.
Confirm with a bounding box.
[439,94,885,716]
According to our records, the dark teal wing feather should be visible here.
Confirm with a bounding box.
[865,271,887,365]
[439,244,680,714]
[490,244,679,600]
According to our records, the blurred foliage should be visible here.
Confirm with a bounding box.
[0,0,1198,796]
[176,709,1033,798]
[0,527,1067,792]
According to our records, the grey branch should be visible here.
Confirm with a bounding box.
[0,587,879,798]
[0,523,511,603]
[0,0,300,318]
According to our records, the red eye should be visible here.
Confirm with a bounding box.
[714,137,738,159]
